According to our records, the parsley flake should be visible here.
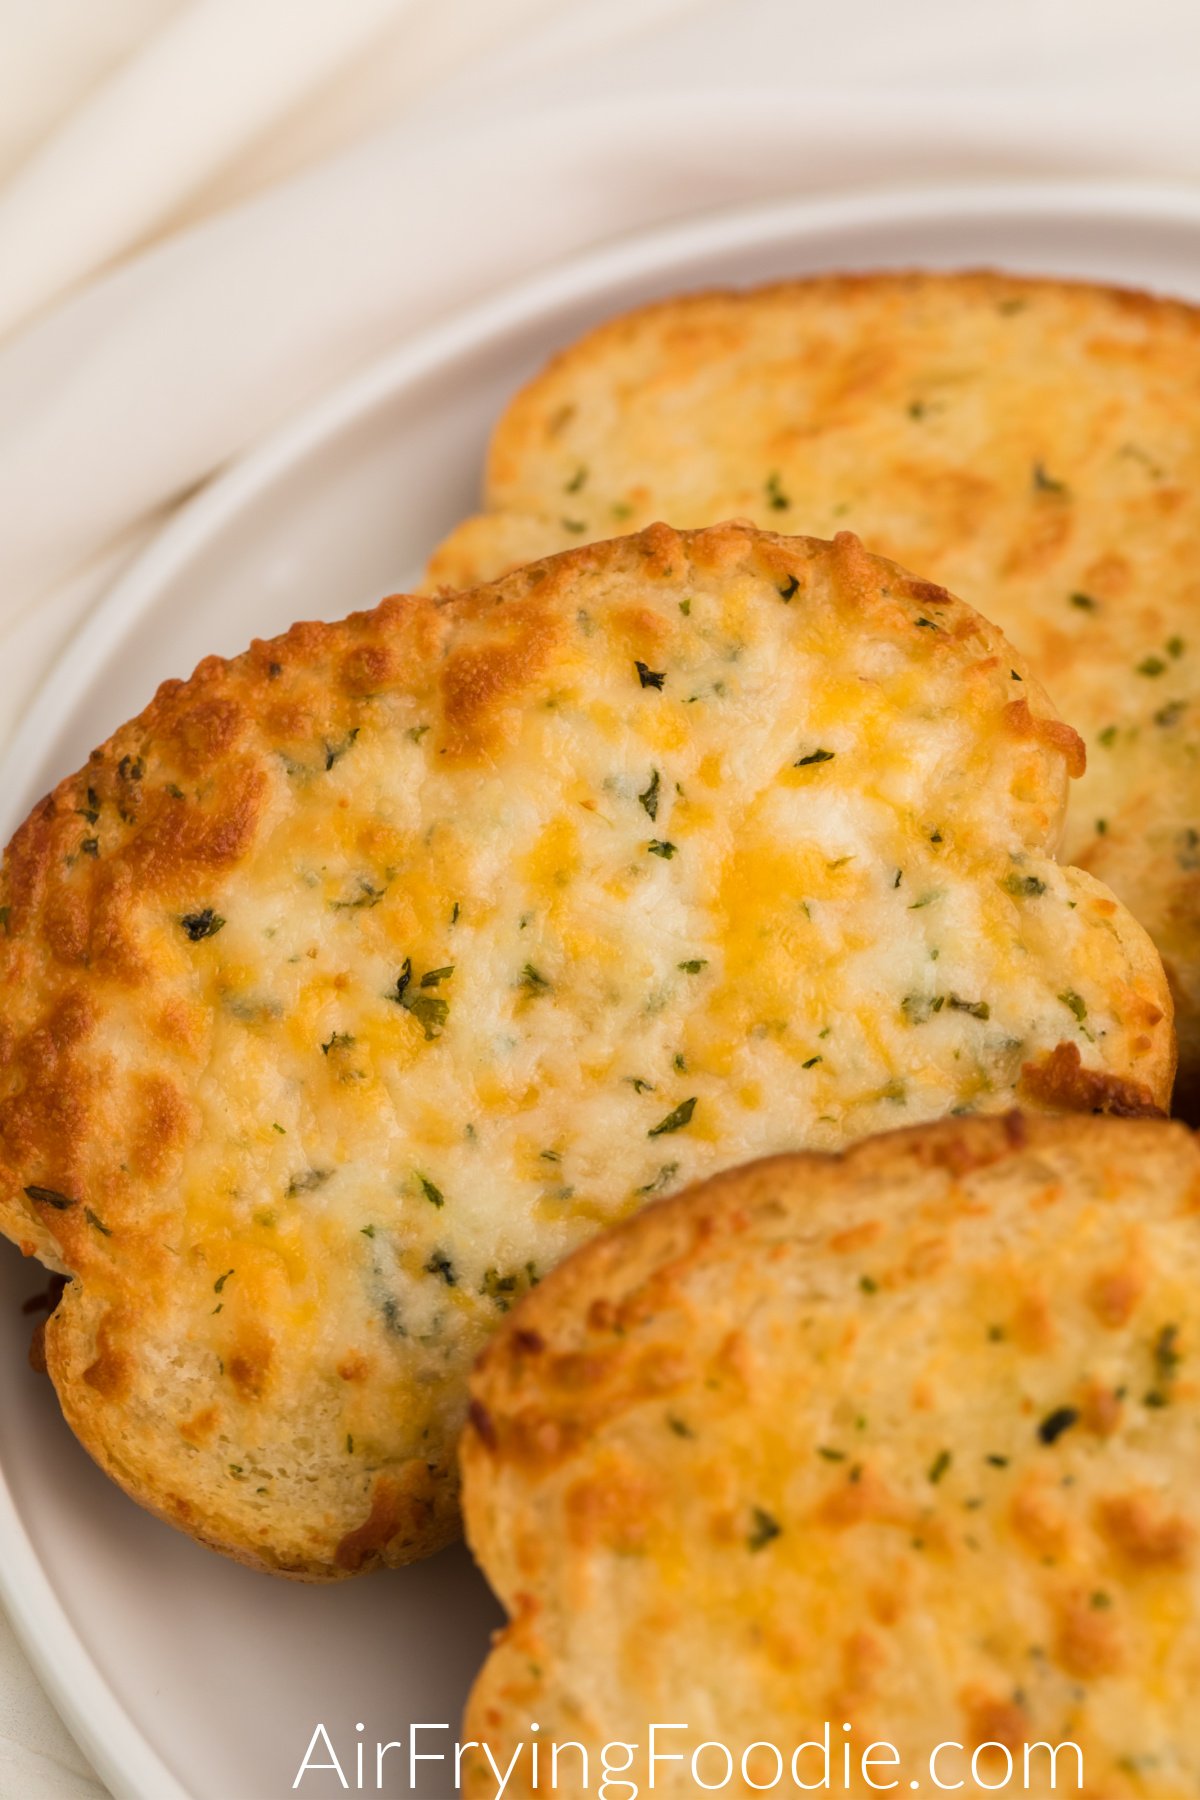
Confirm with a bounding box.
[765,472,790,511]
[181,909,225,941]
[1038,1407,1079,1446]
[748,1507,782,1550]
[1033,461,1068,494]
[929,1449,952,1484]
[390,957,451,1038]
[648,1097,697,1138]
[23,1185,75,1210]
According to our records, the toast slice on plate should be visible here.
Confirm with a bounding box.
[426,273,1200,1114]
[462,1111,1200,1797]
[0,523,1171,1575]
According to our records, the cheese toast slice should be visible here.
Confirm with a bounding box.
[462,1112,1200,1799]
[0,524,1171,1575]
[426,273,1200,1113]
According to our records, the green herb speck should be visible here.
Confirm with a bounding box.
[286,1168,332,1197]
[425,1251,457,1286]
[639,769,660,820]
[648,1097,697,1138]
[948,995,990,1021]
[748,1506,782,1550]
[390,958,451,1038]
[1038,1406,1079,1445]
[637,1162,678,1196]
[23,1185,75,1210]
[1146,1322,1182,1406]
[181,909,225,942]
[1003,873,1046,897]
[1033,461,1068,494]
[324,728,360,770]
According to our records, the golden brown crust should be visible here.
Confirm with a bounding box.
[1020,1040,1165,1117]
[462,1111,1200,1798]
[426,269,1200,1117]
[0,523,1174,1576]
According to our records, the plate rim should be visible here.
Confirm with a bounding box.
[5,173,1200,1800]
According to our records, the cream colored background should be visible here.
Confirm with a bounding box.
[3,0,1200,1791]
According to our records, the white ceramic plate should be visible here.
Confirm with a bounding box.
[5,180,1200,1800]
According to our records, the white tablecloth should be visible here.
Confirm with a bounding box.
[3,0,1200,1791]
